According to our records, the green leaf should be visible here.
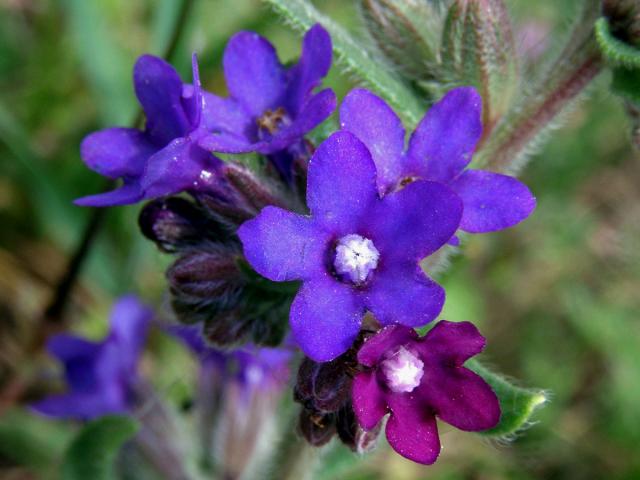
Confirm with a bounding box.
[263,0,424,126]
[61,415,139,480]
[595,17,640,68]
[467,359,548,437]
[611,66,640,104]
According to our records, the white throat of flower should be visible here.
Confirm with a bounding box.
[333,234,380,284]
[381,346,424,393]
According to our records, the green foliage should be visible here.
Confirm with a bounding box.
[595,17,640,68]
[263,0,424,126]
[60,416,139,480]
[468,360,547,437]
[611,66,640,103]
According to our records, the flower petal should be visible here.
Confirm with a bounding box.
[108,295,153,372]
[134,55,190,144]
[223,31,286,117]
[368,180,462,263]
[141,137,221,198]
[290,277,364,361]
[201,93,254,140]
[352,371,388,430]
[307,131,378,233]
[285,24,333,116]
[339,88,406,194]
[31,392,127,420]
[450,169,536,233]
[238,206,330,282]
[365,264,445,328]
[80,128,155,179]
[47,335,100,361]
[419,364,501,431]
[74,182,144,207]
[357,325,418,367]
[386,395,441,465]
[407,87,482,183]
[419,320,486,365]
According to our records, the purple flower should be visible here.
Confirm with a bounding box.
[198,24,336,178]
[339,87,536,234]
[351,321,500,465]
[238,131,462,361]
[31,296,152,419]
[76,54,222,207]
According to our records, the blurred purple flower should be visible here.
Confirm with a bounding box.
[198,24,336,179]
[238,131,462,362]
[340,87,536,234]
[31,296,152,419]
[76,54,223,207]
[352,321,500,465]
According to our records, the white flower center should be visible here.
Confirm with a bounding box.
[381,346,424,393]
[333,234,380,284]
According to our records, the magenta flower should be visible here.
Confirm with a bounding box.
[76,54,222,207]
[31,296,152,419]
[351,321,500,465]
[340,87,536,234]
[238,131,462,361]
[198,24,336,179]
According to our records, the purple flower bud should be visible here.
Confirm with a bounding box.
[298,409,337,447]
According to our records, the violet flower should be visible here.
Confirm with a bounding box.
[351,321,500,465]
[198,24,336,179]
[238,131,462,361]
[31,296,152,419]
[76,54,222,207]
[339,87,536,234]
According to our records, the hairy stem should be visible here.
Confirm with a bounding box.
[41,0,195,329]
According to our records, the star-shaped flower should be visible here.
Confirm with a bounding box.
[340,87,536,234]
[198,24,336,179]
[31,296,152,419]
[352,321,500,465]
[76,54,222,207]
[238,131,462,361]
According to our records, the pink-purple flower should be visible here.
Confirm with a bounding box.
[352,321,500,464]
[31,296,152,419]
[198,24,336,179]
[238,131,462,361]
[76,55,222,207]
[339,87,536,234]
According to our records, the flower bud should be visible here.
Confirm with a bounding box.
[602,0,640,47]
[223,163,287,212]
[138,197,229,253]
[360,0,444,80]
[441,0,519,129]
[298,409,337,447]
[294,355,354,413]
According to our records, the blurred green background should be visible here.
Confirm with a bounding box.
[0,0,639,479]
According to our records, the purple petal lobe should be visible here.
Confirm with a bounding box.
[357,325,418,367]
[352,371,388,429]
[238,207,330,282]
[339,88,406,194]
[134,54,190,144]
[407,87,482,183]
[419,320,486,365]
[198,131,256,154]
[31,392,127,419]
[451,169,536,233]
[307,131,378,232]
[369,180,462,263]
[223,32,286,116]
[108,295,153,372]
[365,264,445,327]
[285,24,333,116]
[386,395,441,465]
[74,182,144,207]
[290,277,364,361]
[201,93,253,139]
[47,335,99,361]
[419,363,501,431]
[80,128,155,179]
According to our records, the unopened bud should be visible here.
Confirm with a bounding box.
[294,355,353,413]
[224,163,287,212]
[298,409,337,447]
[602,0,640,47]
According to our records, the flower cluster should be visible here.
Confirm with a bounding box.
[70,23,537,465]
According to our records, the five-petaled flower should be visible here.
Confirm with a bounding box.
[340,87,536,234]
[351,321,501,465]
[31,296,152,419]
[238,131,462,362]
[76,54,222,207]
[198,24,336,180]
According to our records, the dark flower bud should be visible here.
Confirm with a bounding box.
[294,355,354,413]
[298,409,337,447]
[603,0,640,46]
[138,197,229,253]
[223,163,287,212]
